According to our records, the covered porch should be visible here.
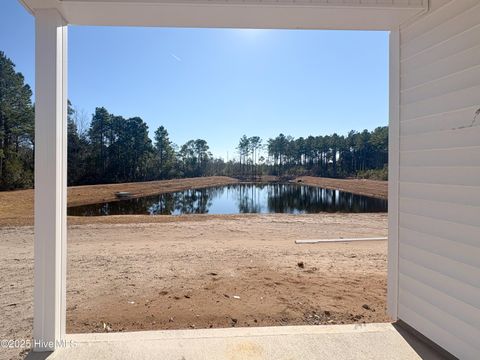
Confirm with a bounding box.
[18,0,480,359]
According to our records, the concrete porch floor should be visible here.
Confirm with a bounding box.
[27,323,449,360]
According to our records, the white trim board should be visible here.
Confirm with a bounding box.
[20,0,427,29]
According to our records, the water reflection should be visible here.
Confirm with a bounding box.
[67,183,387,216]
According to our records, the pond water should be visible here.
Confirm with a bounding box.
[68,183,388,216]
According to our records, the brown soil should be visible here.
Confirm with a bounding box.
[0,213,388,360]
[0,176,387,227]
[296,176,388,200]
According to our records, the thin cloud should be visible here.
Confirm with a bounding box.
[170,53,182,62]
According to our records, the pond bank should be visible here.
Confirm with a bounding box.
[0,176,387,227]
[0,176,238,227]
[296,176,388,200]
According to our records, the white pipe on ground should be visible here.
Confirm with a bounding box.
[295,237,387,244]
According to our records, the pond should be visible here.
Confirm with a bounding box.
[67,183,388,216]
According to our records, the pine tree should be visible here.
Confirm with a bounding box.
[154,125,175,179]
[0,51,34,189]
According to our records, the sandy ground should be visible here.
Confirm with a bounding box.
[0,213,388,360]
[0,176,387,227]
[297,176,388,200]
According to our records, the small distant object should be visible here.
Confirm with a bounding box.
[297,261,305,268]
[115,191,132,199]
[170,53,182,62]
[296,237,387,244]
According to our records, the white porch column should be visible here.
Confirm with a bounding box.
[33,9,67,352]
[387,29,400,321]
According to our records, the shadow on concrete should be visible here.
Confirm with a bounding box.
[392,321,458,360]
[24,351,53,360]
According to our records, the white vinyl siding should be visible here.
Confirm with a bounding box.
[398,1,480,359]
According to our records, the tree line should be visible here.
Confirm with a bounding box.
[265,128,388,179]
[67,105,218,185]
[0,50,388,190]
[234,129,388,180]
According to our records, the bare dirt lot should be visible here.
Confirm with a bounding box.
[0,213,388,360]
[0,177,388,359]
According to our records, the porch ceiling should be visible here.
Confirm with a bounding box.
[20,0,427,30]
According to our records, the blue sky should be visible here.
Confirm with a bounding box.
[0,0,388,159]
